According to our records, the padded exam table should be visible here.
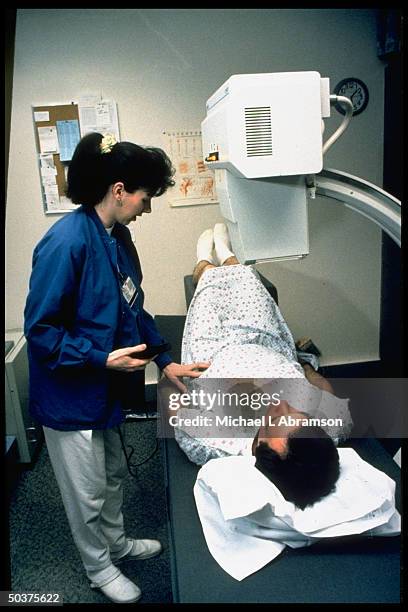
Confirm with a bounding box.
[155,276,401,603]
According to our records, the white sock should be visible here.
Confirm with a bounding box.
[196,229,215,264]
[214,223,234,265]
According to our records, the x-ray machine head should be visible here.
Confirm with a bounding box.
[201,71,401,263]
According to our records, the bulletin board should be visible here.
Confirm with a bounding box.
[32,103,80,214]
[32,98,120,214]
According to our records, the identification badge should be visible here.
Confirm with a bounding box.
[121,275,138,306]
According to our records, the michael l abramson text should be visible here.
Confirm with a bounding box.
[167,414,344,428]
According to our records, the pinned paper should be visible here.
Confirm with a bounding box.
[96,102,112,127]
[78,98,119,140]
[34,111,50,122]
[40,154,57,177]
[38,126,59,154]
[44,183,60,210]
[56,120,81,161]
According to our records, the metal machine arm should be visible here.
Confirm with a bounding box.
[315,168,401,247]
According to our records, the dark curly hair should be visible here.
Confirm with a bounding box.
[254,426,340,510]
[66,132,175,207]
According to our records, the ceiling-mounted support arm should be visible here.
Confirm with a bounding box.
[315,168,401,247]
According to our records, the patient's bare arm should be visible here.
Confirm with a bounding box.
[302,363,334,395]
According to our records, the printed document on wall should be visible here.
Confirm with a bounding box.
[56,120,81,161]
[78,96,120,141]
[164,130,218,207]
[38,126,59,154]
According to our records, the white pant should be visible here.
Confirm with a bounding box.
[43,425,133,587]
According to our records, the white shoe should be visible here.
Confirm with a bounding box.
[119,538,163,562]
[90,572,141,603]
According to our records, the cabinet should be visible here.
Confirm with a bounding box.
[5,331,42,463]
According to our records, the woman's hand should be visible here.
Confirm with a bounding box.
[163,361,211,393]
[106,344,150,372]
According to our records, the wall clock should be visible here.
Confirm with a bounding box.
[333,78,369,116]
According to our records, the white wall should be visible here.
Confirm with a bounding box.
[6,8,385,365]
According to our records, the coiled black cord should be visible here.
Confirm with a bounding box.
[118,424,159,478]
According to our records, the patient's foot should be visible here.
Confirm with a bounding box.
[196,228,216,265]
[222,255,239,266]
[192,260,215,285]
[214,223,235,265]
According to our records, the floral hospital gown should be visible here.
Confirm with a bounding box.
[175,264,352,464]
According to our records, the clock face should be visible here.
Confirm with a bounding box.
[334,78,369,116]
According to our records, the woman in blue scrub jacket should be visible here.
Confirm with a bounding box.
[24,132,209,604]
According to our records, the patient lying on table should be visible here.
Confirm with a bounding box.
[173,223,351,509]
[169,224,400,581]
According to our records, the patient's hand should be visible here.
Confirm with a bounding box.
[302,363,334,395]
[163,361,211,393]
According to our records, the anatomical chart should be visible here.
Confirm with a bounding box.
[164,130,218,207]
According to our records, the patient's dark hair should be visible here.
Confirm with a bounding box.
[254,426,340,510]
[66,132,175,207]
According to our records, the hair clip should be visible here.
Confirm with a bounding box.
[100,133,117,154]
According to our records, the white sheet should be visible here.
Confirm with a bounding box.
[193,449,400,581]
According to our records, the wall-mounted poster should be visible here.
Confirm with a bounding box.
[163,130,218,207]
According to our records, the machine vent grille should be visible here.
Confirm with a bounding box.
[245,107,273,157]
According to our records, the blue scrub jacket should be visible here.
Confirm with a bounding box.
[24,205,173,431]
